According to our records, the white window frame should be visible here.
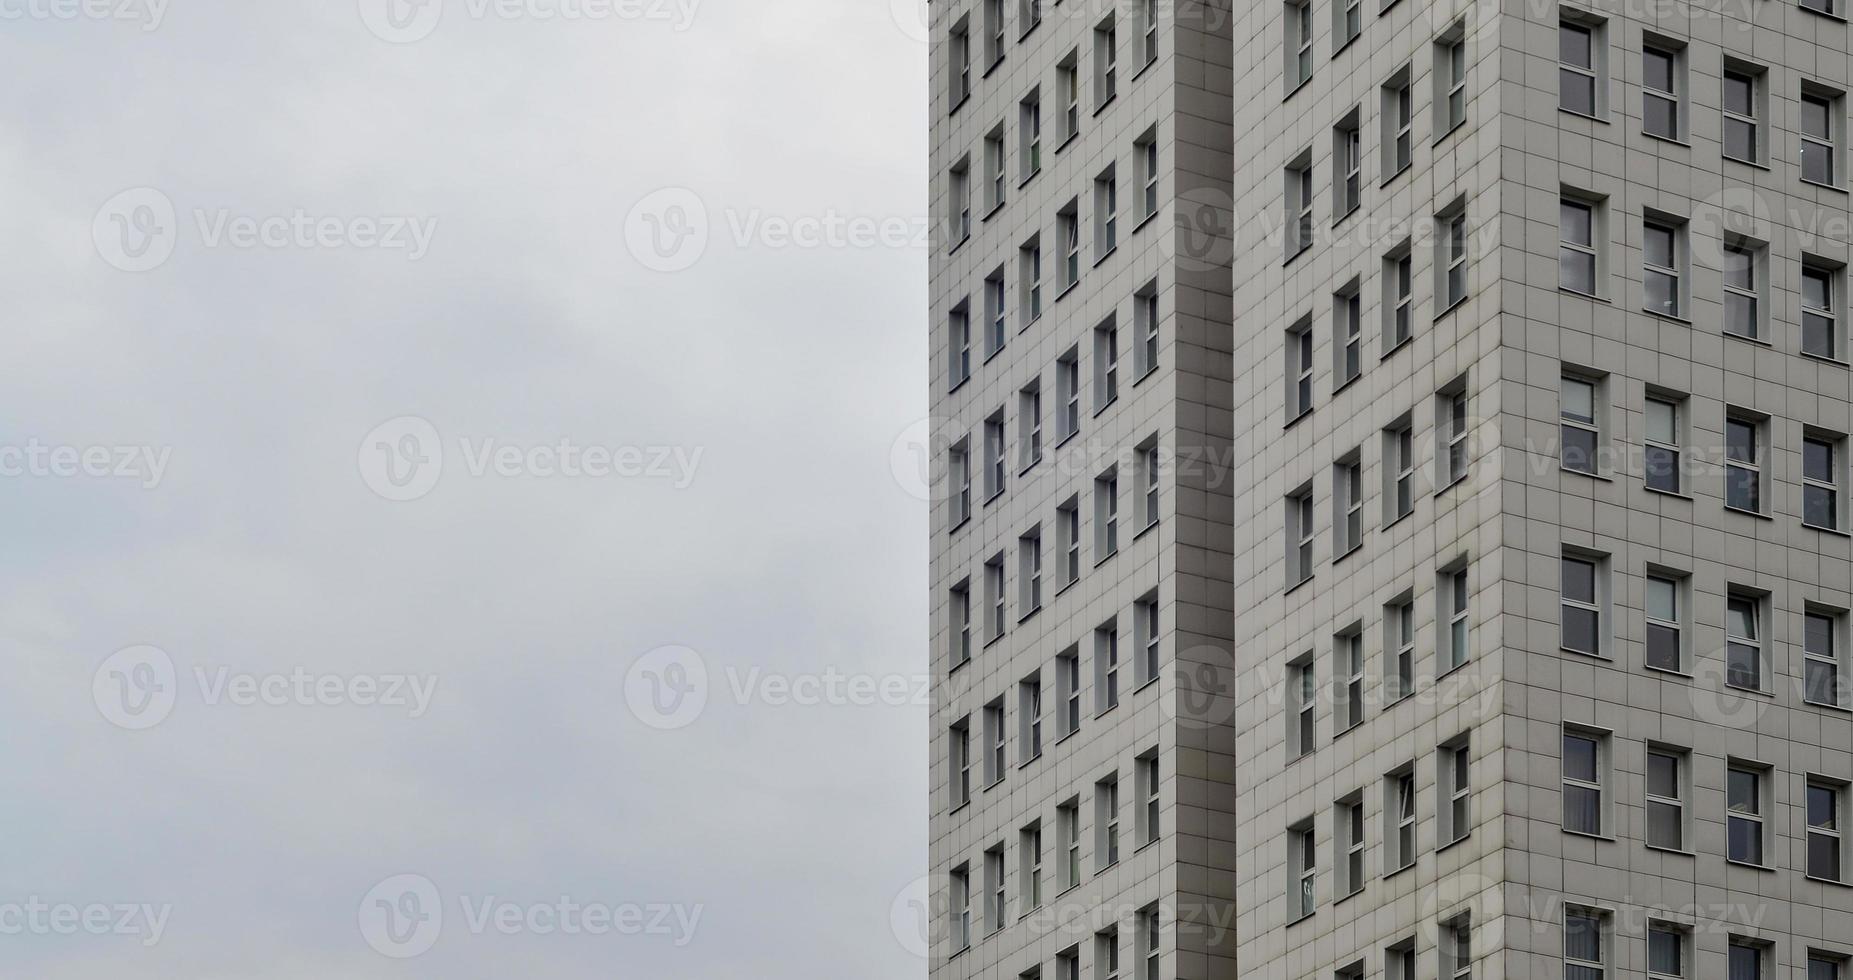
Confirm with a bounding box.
[1804,261,1841,360]
[1289,820,1316,919]
[1339,630,1364,731]
[1559,19,1600,117]
[1726,592,1764,691]
[1727,764,1767,866]
[1644,394,1683,494]
[1562,727,1606,836]
[1058,348,1080,440]
[1096,621,1120,714]
[1096,469,1119,559]
[1020,528,1043,614]
[1725,413,1764,514]
[1645,746,1686,851]
[1094,16,1118,109]
[1805,608,1845,708]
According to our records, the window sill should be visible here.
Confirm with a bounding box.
[1054,430,1079,451]
[1801,179,1851,195]
[1017,606,1041,625]
[1558,106,1608,124]
[1333,542,1363,566]
[1094,703,1119,721]
[1132,364,1159,388]
[1287,911,1315,927]
[1018,314,1039,334]
[1018,169,1040,191]
[1093,245,1117,268]
[983,345,1006,366]
[984,633,1006,651]
[1335,721,1362,741]
[1724,153,1771,172]
[1645,843,1696,858]
[1283,78,1311,102]
[1643,486,1692,501]
[1333,887,1364,909]
[1092,93,1117,117]
[1437,832,1471,854]
[1093,396,1117,418]
[1131,59,1156,85]
[982,200,1006,223]
[1561,465,1611,482]
[1559,646,1609,661]
[1804,521,1853,538]
[1435,295,1467,320]
[947,376,970,396]
[1333,34,1359,58]
[1018,752,1042,770]
[982,56,1004,80]
[950,801,971,817]
[1644,664,1692,680]
[984,488,1005,507]
[1333,374,1361,397]
[1054,132,1078,157]
[1054,281,1079,304]
[1383,862,1415,882]
[1432,120,1465,146]
[1724,329,1773,348]
[1724,505,1774,522]
[1093,551,1118,569]
[1333,202,1360,227]
[1133,676,1159,696]
[1285,407,1313,430]
[1805,698,1853,713]
[1054,579,1078,600]
[1054,729,1079,749]
[1284,575,1314,597]
[1642,308,1692,326]
[1562,828,1616,843]
[1132,210,1160,236]
[1726,859,1776,873]
[1560,286,1608,303]
[1381,335,1413,360]
[984,776,1005,792]
[1379,163,1411,188]
[1018,457,1041,478]
[1134,837,1159,857]
[1724,683,1776,698]
[949,656,971,677]
[948,92,971,116]
[1436,660,1469,681]
[1800,3,1850,20]
[948,233,971,256]
[1433,473,1468,497]
[1134,519,1159,542]
[949,515,971,536]
[1382,511,1414,533]
[1801,351,1850,369]
[1805,874,1853,889]
[1283,243,1311,267]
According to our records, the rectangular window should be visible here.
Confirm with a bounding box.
[949,301,971,389]
[1288,655,1316,758]
[1059,799,1082,888]
[1058,648,1081,737]
[1440,207,1468,309]
[1285,0,1313,91]
[1388,598,1415,700]
[1288,319,1315,419]
[1725,413,1763,513]
[1094,16,1118,109]
[1096,469,1119,559]
[1386,766,1416,872]
[1020,237,1044,325]
[1646,746,1687,850]
[1138,752,1160,845]
[1387,941,1416,980]
[1020,674,1043,763]
[1805,262,1841,359]
[1019,382,1042,471]
[1645,573,1683,672]
[1334,113,1362,218]
[1097,928,1121,980]
[1435,29,1466,135]
[1723,65,1763,164]
[1441,917,1472,980]
[1019,0,1041,37]
[1810,954,1848,980]
[1095,167,1118,256]
[1438,385,1469,487]
[1021,823,1044,911]
[984,844,1005,934]
[1288,487,1315,586]
[1563,728,1606,835]
[1057,348,1080,440]
[1642,41,1682,141]
[1059,497,1081,587]
[1096,775,1121,869]
[1020,91,1042,182]
[1648,921,1689,978]
[1643,216,1684,317]
[1336,0,1361,48]
[1135,281,1160,378]
[1137,130,1160,220]
[1058,51,1081,142]
[1441,566,1470,671]
[1139,906,1160,980]
[1561,553,1603,657]
[1335,281,1362,386]
[1336,795,1365,897]
[951,718,972,809]
[1096,620,1120,714]
[1560,195,1598,295]
[950,157,972,246]
[949,18,972,107]
[950,863,972,950]
[1560,373,1600,475]
[1383,69,1413,177]
[984,413,1007,500]
[1140,442,1160,528]
[1019,527,1043,614]
[1806,608,1845,707]
[1802,88,1841,187]
[1289,819,1316,919]
[1334,456,1363,555]
[1095,319,1119,411]
[1729,939,1768,980]
[985,268,1007,357]
[1140,0,1158,66]
[1807,779,1846,882]
[1727,764,1766,865]
[1726,592,1763,691]
[1058,945,1080,980]
[1565,908,1609,980]
[985,554,1007,641]
[1723,242,1761,339]
[1805,434,1842,530]
[1135,592,1161,685]
[1058,199,1081,289]
[1385,244,1413,348]
[1286,155,1314,258]
[1338,629,1364,731]
[950,579,972,669]
[984,126,1006,214]
[1645,394,1684,494]
[1385,420,1415,522]
[949,439,972,528]
[1439,736,1471,844]
[983,0,1005,67]
[1559,19,1600,117]
[1804,0,1841,14]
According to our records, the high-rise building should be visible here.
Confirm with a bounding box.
[933,0,1853,978]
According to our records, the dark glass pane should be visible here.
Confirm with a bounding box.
[1727,642,1761,689]
[1559,24,1592,67]
[1811,784,1838,829]
[1645,94,1676,138]
[1725,293,1757,338]
[1648,800,1683,849]
[1562,558,1596,603]
[1728,816,1763,864]
[1725,118,1757,161]
[1644,49,1674,92]
[1562,425,1598,473]
[1564,735,1598,781]
[1806,484,1837,530]
[1804,141,1835,185]
[1562,605,1599,654]
[1808,440,1835,482]
[1561,69,1595,114]
[1648,753,1679,797]
[1723,74,1753,115]
[1645,269,1679,316]
[1808,660,1840,706]
[1561,248,1596,293]
[1810,833,1841,881]
[1647,624,1682,671]
[1807,614,1835,656]
[1649,928,1682,975]
[1564,784,1601,834]
[1645,445,1681,493]
[1806,312,1837,359]
[1729,769,1759,812]
[1726,464,1760,512]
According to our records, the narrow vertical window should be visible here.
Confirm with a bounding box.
[1288,488,1315,585]
[1648,923,1687,978]
[1059,800,1081,886]
[1727,765,1765,864]
[1020,674,1043,763]
[1058,51,1081,142]
[1019,527,1043,614]
[1726,593,1763,691]
[1646,748,1686,850]
[949,439,972,527]
[1804,263,1839,359]
[1058,200,1081,289]
[984,553,1006,640]
[1642,218,1683,317]
[1642,43,1680,140]
[1021,237,1044,325]
[1057,348,1080,439]
[1441,208,1468,309]
[1335,456,1363,555]
[1021,823,1044,911]
[1443,567,1470,670]
[984,126,1006,214]
[951,718,972,808]
[1560,196,1597,295]
[1095,319,1119,411]
[950,864,971,950]
[1723,243,1759,339]
[1135,593,1160,684]
[1019,382,1043,471]
[1804,435,1841,530]
[1095,168,1118,256]
[1725,414,1763,513]
[1559,20,1598,116]
[1440,737,1471,844]
[949,18,972,107]
[1339,631,1364,731]
[1644,396,1682,493]
[1439,386,1469,486]
[1565,909,1609,980]
[1288,320,1315,419]
[1138,131,1160,219]
[985,844,1005,933]
[1808,780,1845,882]
[1094,16,1118,108]
[1096,621,1120,713]
[1335,283,1362,386]
[1140,444,1160,528]
[1139,753,1160,845]
[948,301,971,389]
[1097,775,1121,868]
[1135,282,1160,378]
[985,269,1007,357]
[1644,573,1682,672]
[1020,90,1043,182]
[1723,67,1761,163]
[1058,648,1081,737]
[1382,70,1412,177]
[1562,729,1604,835]
[1140,0,1157,66]
[984,412,1007,500]
[1334,114,1362,218]
[950,579,972,668]
[1561,555,1602,656]
[1095,469,1119,559]
[984,702,1006,775]
[1337,797,1365,895]
[1802,90,1839,187]
[1285,0,1313,90]
[1058,497,1081,586]
[1384,245,1413,349]
[1289,820,1316,919]
[1559,374,1599,475]
[1805,609,1845,708]
[1389,599,1415,699]
[1289,656,1316,758]
[950,157,972,245]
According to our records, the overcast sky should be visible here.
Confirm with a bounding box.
[0,1,930,975]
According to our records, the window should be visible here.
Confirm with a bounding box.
[1335,0,1361,49]
[1286,154,1314,258]
[949,439,972,528]
[1020,527,1043,614]
[1723,65,1763,164]
[1563,728,1606,835]
[1385,419,1415,522]
[1021,823,1043,911]
[1288,318,1315,418]
[1019,0,1041,37]
[985,553,1006,641]
[1138,751,1160,845]
[1096,469,1119,559]
[1135,281,1160,377]
[1058,647,1081,737]
[1727,764,1766,864]
[1804,0,1841,14]
[1057,51,1081,142]
[950,863,971,951]
[1020,92,1042,183]
[1806,434,1843,530]
[984,413,1006,500]
[1335,281,1362,386]
[1387,941,1416,980]
[1289,819,1316,919]
[1441,566,1470,671]
[1560,196,1598,295]
[1388,598,1415,700]
[1382,244,1414,350]
[1334,112,1362,218]
[1059,799,1082,887]
[1288,487,1315,586]
[1334,456,1363,555]
[1058,497,1081,587]
[1440,207,1468,310]
[1137,130,1160,220]
[1808,779,1846,882]
[1645,573,1683,672]
[1805,262,1841,359]
[1382,69,1413,177]
[1338,629,1364,731]
[984,844,1005,934]
[1726,592,1763,690]
[1020,674,1043,763]
[1095,319,1119,411]
[1806,608,1845,708]
[1648,921,1688,978]
[1093,17,1118,110]
[1021,237,1044,325]
[1559,19,1600,117]
[1725,413,1763,513]
[1094,168,1119,257]
[1288,655,1316,758]
[1336,795,1365,896]
[1642,41,1682,140]
[1058,199,1081,289]
[1720,242,1761,339]
[949,17,972,108]
[1811,954,1848,980]
[951,718,972,809]
[984,127,1006,215]
[983,0,1004,67]
[949,579,972,670]
[1058,945,1080,980]
[1439,737,1471,844]
[1646,747,1687,850]
[1802,88,1841,187]
[1057,348,1080,440]
[1095,620,1120,714]
[950,157,972,246]
[1140,442,1160,528]
[1135,592,1160,685]
[1438,384,1469,487]
[1097,928,1121,980]
[948,302,971,390]
[1096,775,1120,869]
[1435,28,1466,135]
[1441,917,1472,980]
[1138,906,1160,980]
[1644,394,1683,494]
[1019,383,1043,471]
[1285,0,1313,91]
[985,269,1007,357]
[1561,553,1603,656]
[1565,908,1609,980]
[1139,0,1157,67]
[1730,939,1768,980]
[1385,766,1416,871]
[1642,216,1684,317]
[1560,373,1600,474]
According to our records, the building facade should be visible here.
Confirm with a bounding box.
[933,0,1853,977]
